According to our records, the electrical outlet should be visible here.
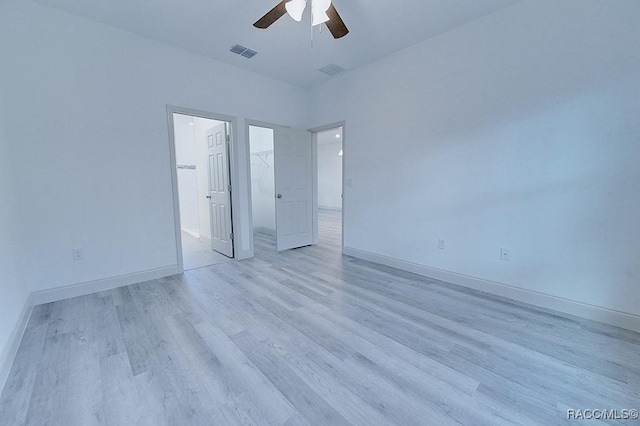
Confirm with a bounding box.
[438,239,445,250]
[72,248,84,261]
[500,248,510,261]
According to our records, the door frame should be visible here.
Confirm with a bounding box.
[309,121,346,254]
[167,105,240,272]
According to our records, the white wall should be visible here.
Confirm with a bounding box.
[0,0,309,301]
[0,106,30,386]
[317,129,343,210]
[310,0,640,319]
[174,114,199,236]
[249,126,275,232]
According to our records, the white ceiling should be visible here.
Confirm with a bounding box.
[32,0,522,88]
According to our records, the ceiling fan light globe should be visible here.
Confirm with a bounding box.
[285,0,307,22]
[311,0,331,25]
[312,11,330,26]
[314,0,332,13]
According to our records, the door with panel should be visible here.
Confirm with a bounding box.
[274,127,313,251]
[206,123,234,257]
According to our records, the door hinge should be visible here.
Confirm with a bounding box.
[228,184,232,192]
[226,135,230,142]
[229,232,234,240]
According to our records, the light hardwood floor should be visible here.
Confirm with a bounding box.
[1,209,639,425]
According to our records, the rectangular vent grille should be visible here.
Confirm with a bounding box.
[241,49,257,58]
[319,64,345,76]
[230,44,258,59]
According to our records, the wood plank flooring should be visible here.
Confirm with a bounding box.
[1,209,639,425]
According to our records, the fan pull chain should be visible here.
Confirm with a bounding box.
[310,22,324,47]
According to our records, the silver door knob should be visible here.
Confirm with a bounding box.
[206,195,211,199]
[276,194,283,199]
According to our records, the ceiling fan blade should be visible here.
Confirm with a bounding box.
[253,0,288,29]
[325,4,349,39]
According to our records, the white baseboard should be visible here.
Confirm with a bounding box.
[343,246,640,333]
[30,265,181,306]
[253,226,276,236]
[0,293,34,397]
[181,228,199,239]
[318,206,342,212]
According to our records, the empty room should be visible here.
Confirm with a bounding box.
[1,0,639,425]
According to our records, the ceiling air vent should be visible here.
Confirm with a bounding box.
[319,64,345,76]
[230,44,258,59]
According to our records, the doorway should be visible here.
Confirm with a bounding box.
[315,126,343,249]
[171,111,234,270]
[248,125,276,252]
[248,122,314,254]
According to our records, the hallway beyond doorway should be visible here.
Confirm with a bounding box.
[181,231,232,270]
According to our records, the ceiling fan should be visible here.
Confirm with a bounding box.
[253,0,349,39]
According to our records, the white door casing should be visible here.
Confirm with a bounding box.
[206,123,234,257]
[274,127,313,251]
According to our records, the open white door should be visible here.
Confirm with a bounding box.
[206,123,234,258]
[274,127,313,251]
